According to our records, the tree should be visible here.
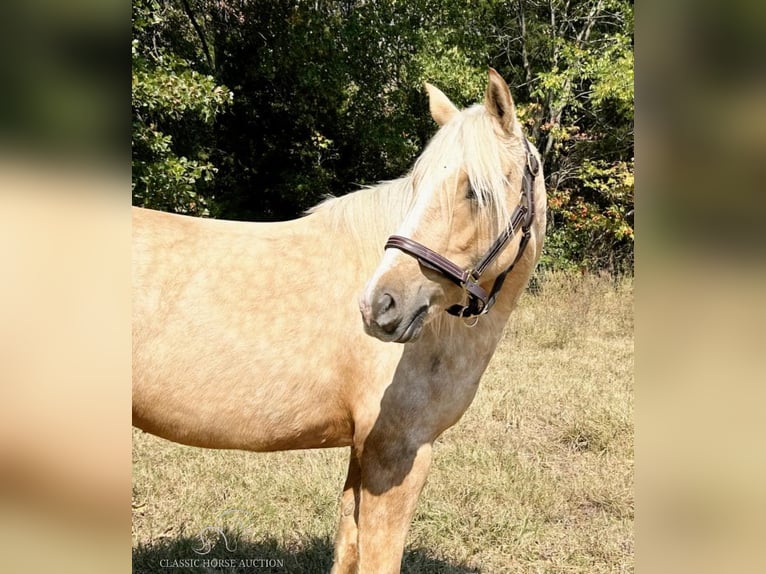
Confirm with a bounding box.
[132,0,232,216]
[492,0,634,271]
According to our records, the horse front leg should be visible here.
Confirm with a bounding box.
[356,435,434,573]
[331,448,361,574]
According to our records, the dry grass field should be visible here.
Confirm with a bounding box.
[132,271,633,573]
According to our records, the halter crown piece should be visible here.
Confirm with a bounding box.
[384,138,539,319]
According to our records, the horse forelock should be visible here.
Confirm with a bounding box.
[410,104,526,237]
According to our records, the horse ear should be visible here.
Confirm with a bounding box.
[484,68,516,133]
[425,82,459,126]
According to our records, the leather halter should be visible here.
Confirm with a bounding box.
[385,138,539,319]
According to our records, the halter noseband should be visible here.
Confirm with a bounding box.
[384,138,539,319]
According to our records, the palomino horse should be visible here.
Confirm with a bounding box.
[133,69,546,573]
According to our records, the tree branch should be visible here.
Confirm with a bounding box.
[517,0,532,86]
[180,0,215,73]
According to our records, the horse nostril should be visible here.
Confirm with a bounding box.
[372,292,400,333]
[375,292,395,315]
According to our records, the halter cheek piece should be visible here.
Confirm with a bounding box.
[384,138,540,319]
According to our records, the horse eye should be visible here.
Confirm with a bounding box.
[465,185,477,201]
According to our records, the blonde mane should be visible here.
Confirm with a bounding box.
[307,177,415,271]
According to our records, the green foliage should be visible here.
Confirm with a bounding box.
[544,159,634,272]
[132,1,232,216]
[510,0,635,272]
[131,0,633,272]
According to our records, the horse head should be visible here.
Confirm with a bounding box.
[360,69,538,343]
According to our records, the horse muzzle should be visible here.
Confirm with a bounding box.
[359,288,430,344]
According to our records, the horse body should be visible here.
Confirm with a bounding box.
[132,184,505,451]
[133,202,385,452]
[133,69,546,573]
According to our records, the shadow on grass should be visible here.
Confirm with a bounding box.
[132,530,480,573]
